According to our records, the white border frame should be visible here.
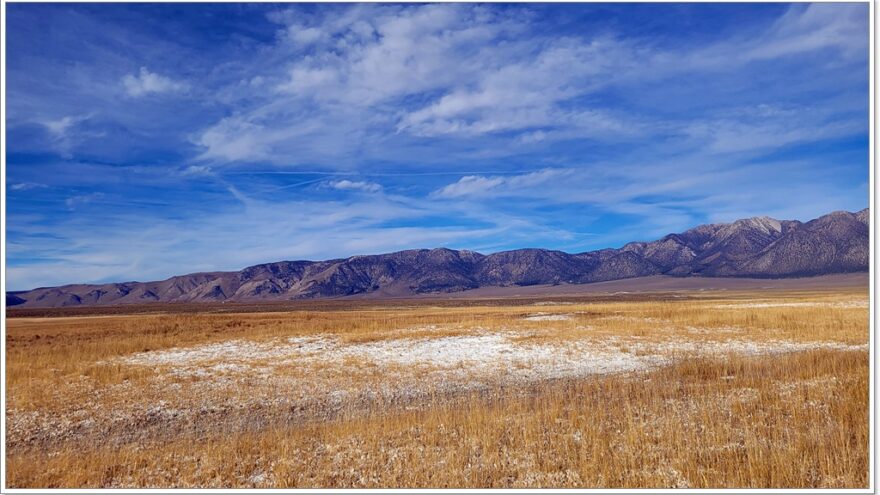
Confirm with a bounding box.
[0,0,875,493]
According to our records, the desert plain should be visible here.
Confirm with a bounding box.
[4,279,870,488]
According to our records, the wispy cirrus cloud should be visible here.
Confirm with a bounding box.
[5,191,568,288]
[180,164,213,177]
[64,192,105,210]
[183,3,867,168]
[39,113,100,158]
[9,182,49,191]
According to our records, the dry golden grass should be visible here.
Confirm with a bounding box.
[4,288,869,488]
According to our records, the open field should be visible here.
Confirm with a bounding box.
[5,287,870,488]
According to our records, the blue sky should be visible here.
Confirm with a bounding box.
[5,3,869,290]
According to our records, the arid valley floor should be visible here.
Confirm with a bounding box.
[5,284,870,488]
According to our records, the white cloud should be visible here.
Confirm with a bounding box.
[685,103,866,154]
[122,67,188,97]
[7,193,567,289]
[198,5,581,162]
[397,37,632,137]
[287,25,326,45]
[178,164,250,206]
[191,3,866,166]
[678,4,866,71]
[751,3,866,61]
[181,165,213,177]
[39,113,96,157]
[328,179,382,193]
[433,169,567,199]
[44,116,78,136]
[65,192,105,209]
[42,114,96,139]
[194,116,271,162]
[9,182,48,191]
[272,4,509,105]
[433,175,506,198]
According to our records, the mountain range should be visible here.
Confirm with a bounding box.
[6,208,869,308]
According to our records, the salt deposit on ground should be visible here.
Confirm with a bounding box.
[13,327,868,452]
[523,313,573,321]
[119,332,655,380]
[115,330,867,386]
[119,335,335,367]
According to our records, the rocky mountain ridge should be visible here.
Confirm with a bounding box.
[7,208,869,307]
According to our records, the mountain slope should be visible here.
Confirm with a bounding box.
[7,208,869,308]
